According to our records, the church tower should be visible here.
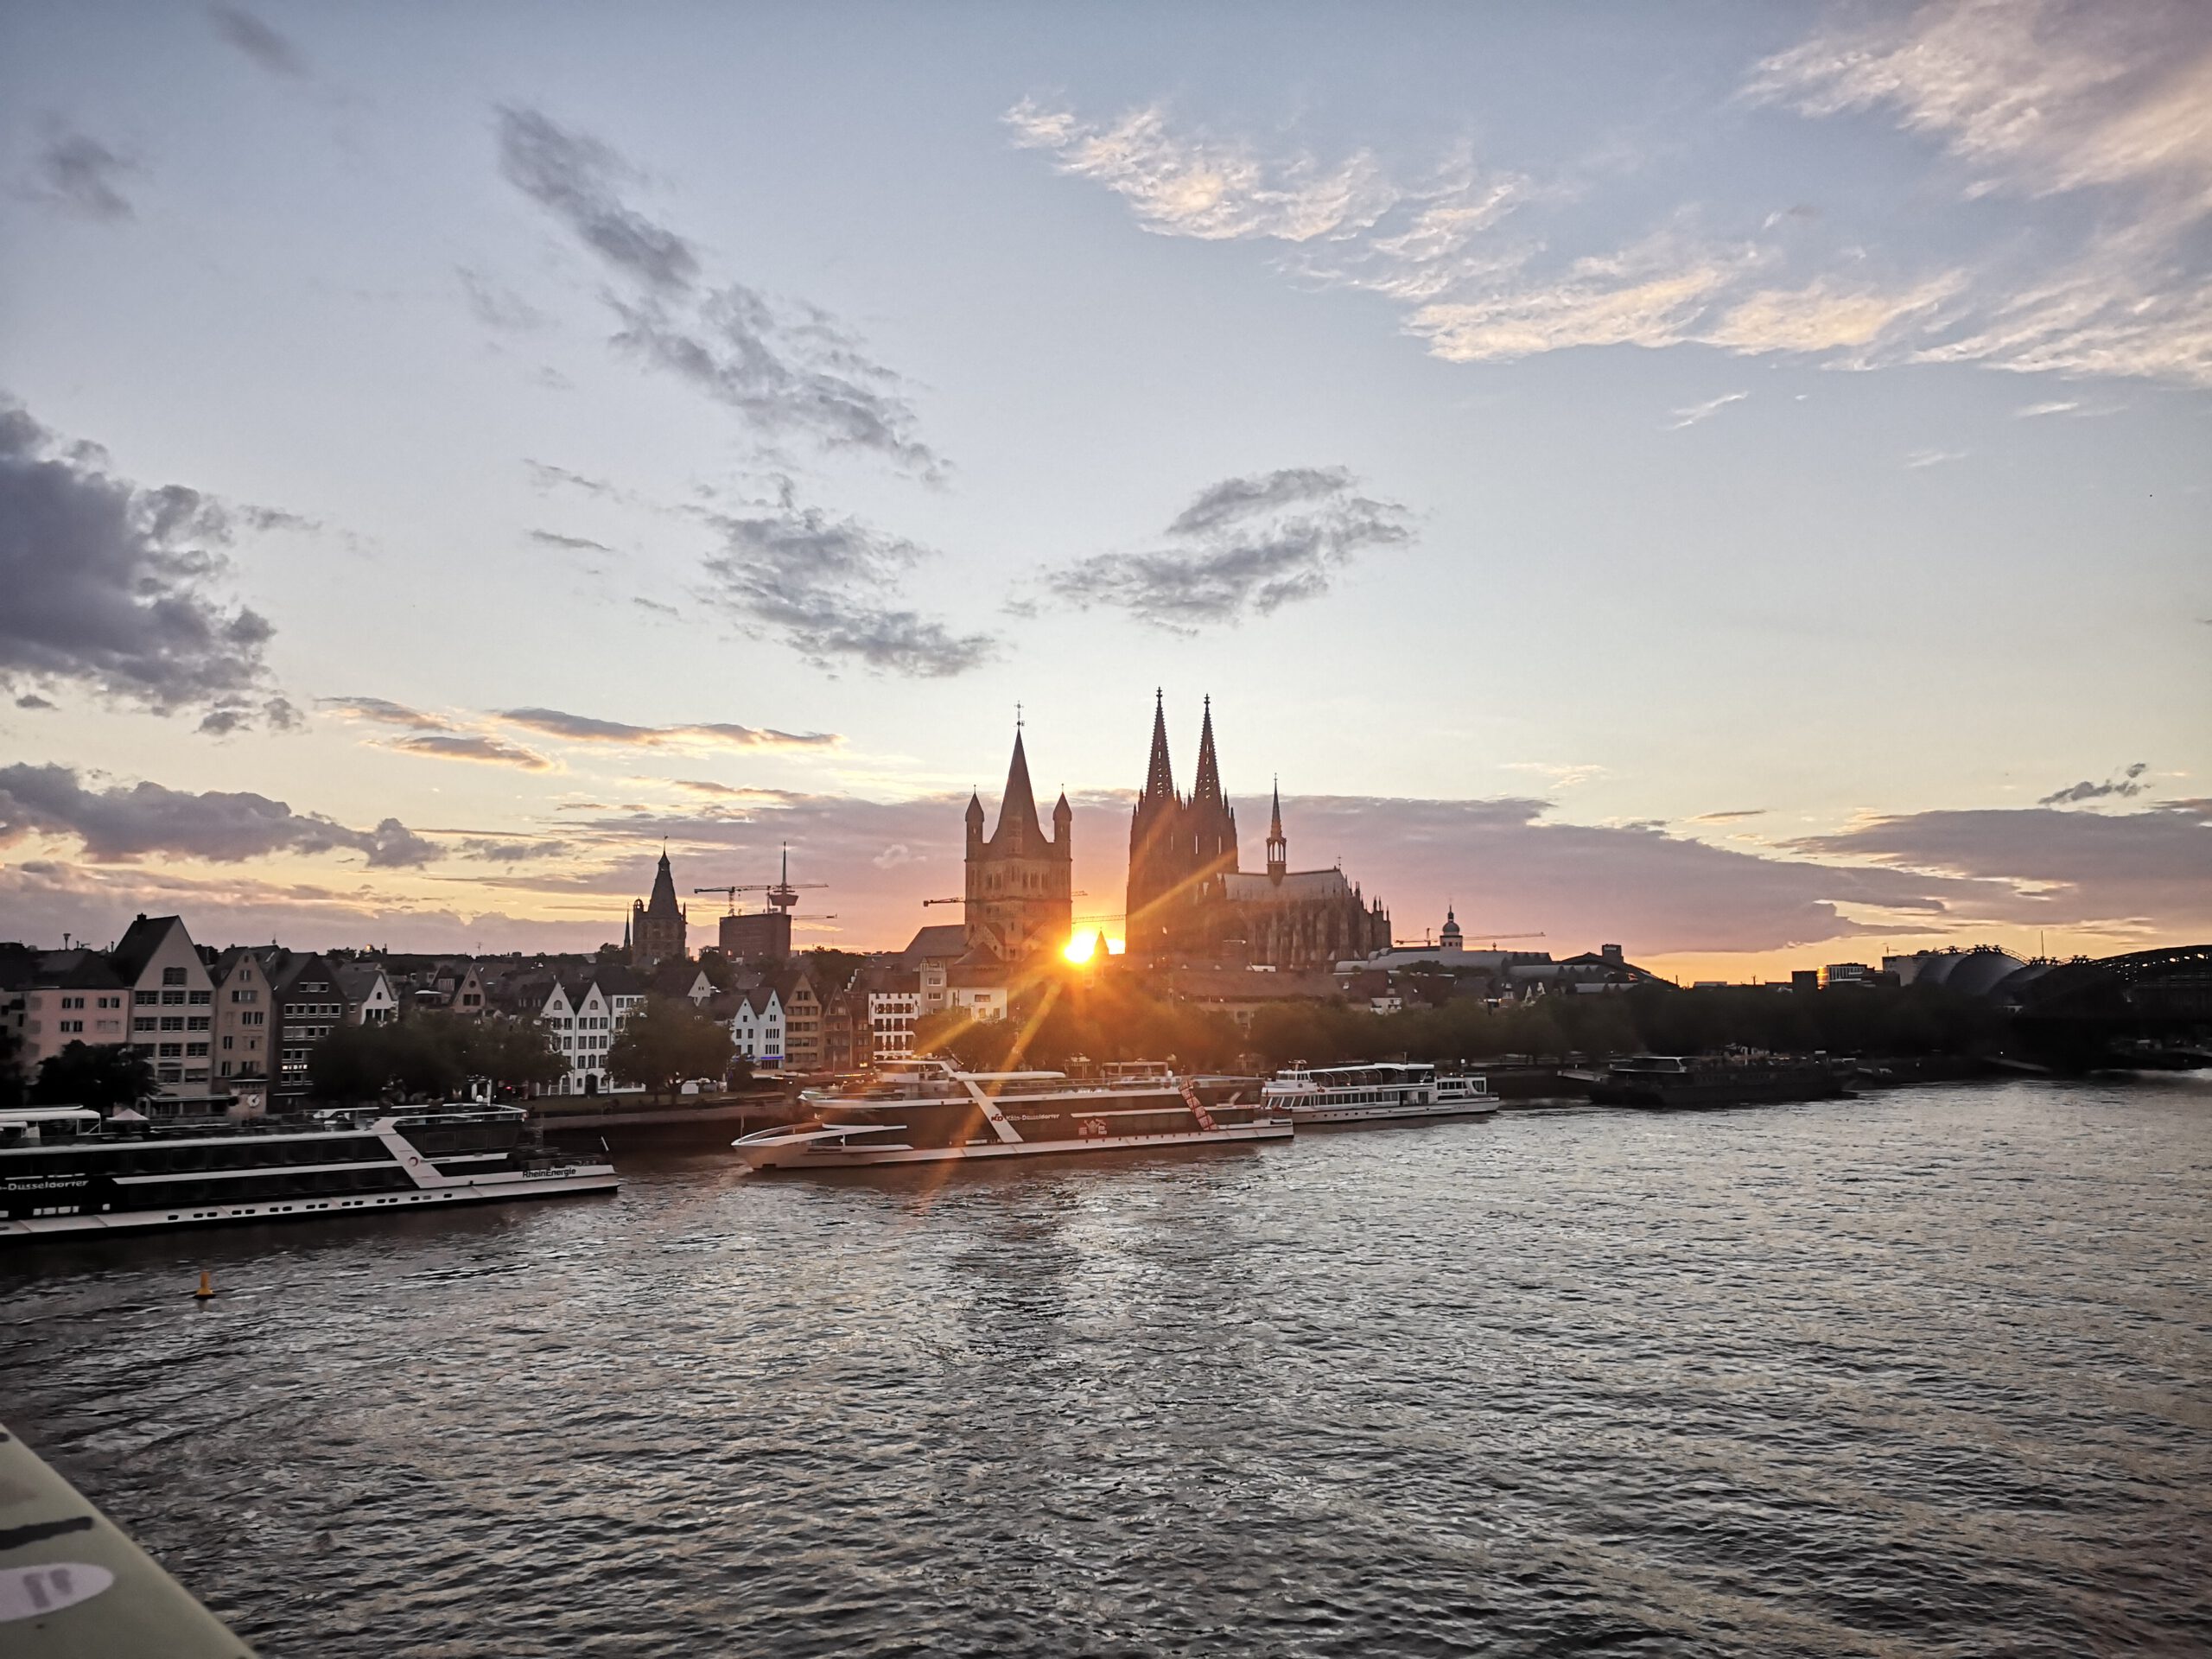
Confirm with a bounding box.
[1266,778,1288,884]
[632,845,689,969]
[965,721,1073,962]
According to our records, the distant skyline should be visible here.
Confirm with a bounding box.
[3,1,2207,980]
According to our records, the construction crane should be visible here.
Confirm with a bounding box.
[694,843,827,915]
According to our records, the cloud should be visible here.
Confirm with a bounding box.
[1015,52,2212,387]
[0,398,290,729]
[1788,798,2212,934]
[0,762,435,868]
[1046,467,1413,630]
[1004,99,1402,243]
[1691,808,1768,823]
[455,267,548,333]
[207,4,308,78]
[496,707,840,750]
[2016,400,2081,417]
[319,696,456,732]
[15,693,55,710]
[700,499,995,676]
[2038,760,2151,806]
[1748,1,2212,386]
[1666,391,1749,430]
[494,106,938,470]
[23,125,136,221]
[1904,448,1967,468]
[495,105,698,291]
[1747,0,2212,216]
[671,780,800,802]
[450,836,573,863]
[377,733,555,771]
[528,529,611,554]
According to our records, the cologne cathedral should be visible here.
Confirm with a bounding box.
[1125,694,1390,970]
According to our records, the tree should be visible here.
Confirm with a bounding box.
[0,1024,26,1111]
[308,1014,564,1103]
[31,1042,156,1113]
[606,996,734,1094]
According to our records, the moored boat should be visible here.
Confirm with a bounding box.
[1584,1054,1850,1109]
[1262,1061,1497,1126]
[730,1058,1287,1170]
[2,1103,618,1241]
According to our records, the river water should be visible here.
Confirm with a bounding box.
[3,1078,2208,1657]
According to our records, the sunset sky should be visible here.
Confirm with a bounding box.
[3,0,2207,982]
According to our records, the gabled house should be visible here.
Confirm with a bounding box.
[534,966,646,1096]
[17,954,129,1081]
[335,963,400,1026]
[727,986,784,1066]
[111,914,218,1105]
[211,947,273,1108]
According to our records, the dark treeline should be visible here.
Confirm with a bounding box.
[309,1014,563,1103]
[917,980,2012,1073]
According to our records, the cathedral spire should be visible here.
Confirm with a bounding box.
[1141,687,1176,805]
[1267,774,1287,882]
[1192,694,1224,808]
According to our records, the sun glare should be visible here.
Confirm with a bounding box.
[1063,933,1096,963]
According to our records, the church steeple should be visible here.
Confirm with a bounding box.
[992,725,1046,853]
[1267,775,1287,883]
[1192,695,1224,809]
[1141,687,1177,805]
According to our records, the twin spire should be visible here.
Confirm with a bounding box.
[1139,690,1228,811]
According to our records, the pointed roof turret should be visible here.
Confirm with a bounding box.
[1141,687,1176,805]
[993,727,1046,849]
[1268,776,1284,839]
[644,843,682,919]
[1052,789,1072,824]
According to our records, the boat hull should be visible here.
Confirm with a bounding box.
[736,1120,1291,1171]
[1287,1100,1497,1127]
[1587,1077,1847,1109]
[3,1166,619,1241]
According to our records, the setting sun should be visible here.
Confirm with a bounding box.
[1063,933,1096,963]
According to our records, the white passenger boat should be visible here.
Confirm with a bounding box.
[2,1103,617,1241]
[1261,1061,1496,1126]
[731,1058,1288,1170]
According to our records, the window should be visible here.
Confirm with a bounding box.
[222,1036,234,1050]
[61,995,84,1009]
[186,1042,209,1057]
[60,1019,83,1033]
[162,967,187,986]
[187,1017,210,1032]
[160,1016,185,1033]
[99,995,120,1009]
[134,1016,157,1033]
[232,988,258,1004]
[162,989,185,1006]
[136,990,158,1006]
[158,1042,183,1058]
[188,990,211,1006]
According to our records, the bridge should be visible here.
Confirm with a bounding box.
[2007,944,2212,1069]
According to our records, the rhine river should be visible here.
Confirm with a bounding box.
[3,1078,2208,1657]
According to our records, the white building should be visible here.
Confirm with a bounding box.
[537,969,646,1096]
[335,963,400,1027]
[728,987,784,1065]
[868,979,918,1060]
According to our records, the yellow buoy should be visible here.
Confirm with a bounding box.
[193,1270,214,1300]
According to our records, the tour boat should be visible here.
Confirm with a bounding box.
[729,1058,1289,1170]
[1,1103,618,1241]
[1262,1061,1497,1126]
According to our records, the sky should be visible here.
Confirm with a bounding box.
[1,0,2207,981]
